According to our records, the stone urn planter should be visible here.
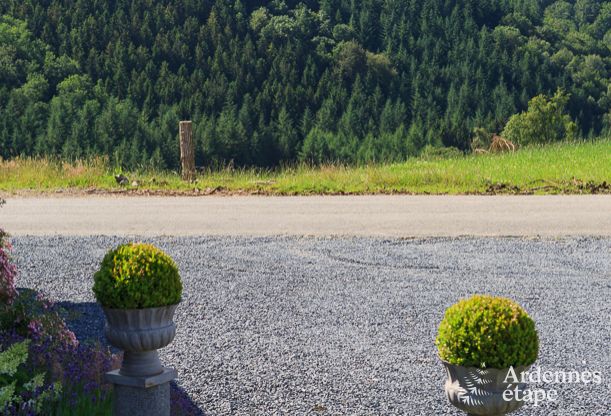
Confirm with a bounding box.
[103,304,178,377]
[436,295,539,416]
[93,243,183,416]
[442,360,530,415]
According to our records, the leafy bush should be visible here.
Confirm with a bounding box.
[436,295,539,369]
[502,90,577,145]
[93,243,182,309]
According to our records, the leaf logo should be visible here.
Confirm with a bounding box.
[456,367,495,406]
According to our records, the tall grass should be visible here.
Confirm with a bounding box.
[1,140,609,195]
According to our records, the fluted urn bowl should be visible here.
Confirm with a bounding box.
[442,360,531,416]
[103,304,178,377]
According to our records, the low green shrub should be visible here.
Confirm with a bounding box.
[93,243,182,309]
[436,295,539,369]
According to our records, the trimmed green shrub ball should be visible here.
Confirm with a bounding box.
[436,295,538,369]
[93,243,182,309]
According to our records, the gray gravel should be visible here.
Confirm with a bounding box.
[11,236,611,415]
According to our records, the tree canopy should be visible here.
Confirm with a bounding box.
[0,1,609,169]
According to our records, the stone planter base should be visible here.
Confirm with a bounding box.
[106,367,177,416]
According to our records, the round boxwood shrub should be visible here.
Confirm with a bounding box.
[93,243,182,309]
[436,295,538,369]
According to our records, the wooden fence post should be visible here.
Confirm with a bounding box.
[179,121,195,181]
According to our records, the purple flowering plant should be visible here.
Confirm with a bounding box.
[0,228,119,414]
[0,292,120,414]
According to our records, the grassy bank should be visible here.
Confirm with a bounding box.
[1,140,609,195]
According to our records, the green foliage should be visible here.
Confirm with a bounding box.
[420,145,463,160]
[332,24,355,42]
[50,384,112,416]
[334,41,367,79]
[0,1,609,167]
[436,295,539,369]
[0,15,45,84]
[0,340,29,377]
[93,243,182,309]
[300,128,334,164]
[0,340,61,413]
[502,90,577,145]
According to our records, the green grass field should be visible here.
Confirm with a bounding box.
[1,140,609,195]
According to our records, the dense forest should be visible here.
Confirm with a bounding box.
[0,1,609,169]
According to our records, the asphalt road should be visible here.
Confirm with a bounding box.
[12,236,611,415]
[2,195,611,237]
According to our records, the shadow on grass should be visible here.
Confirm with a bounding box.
[56,300,205,416]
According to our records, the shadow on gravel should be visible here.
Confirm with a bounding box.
[57,300,205,416]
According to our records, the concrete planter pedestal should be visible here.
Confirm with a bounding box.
[106,368,177,416]
[103,304,179,416]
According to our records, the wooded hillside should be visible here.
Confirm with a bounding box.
[0,1,609,169]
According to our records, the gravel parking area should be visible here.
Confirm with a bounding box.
[12,236,611,415]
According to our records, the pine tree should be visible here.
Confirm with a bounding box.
[275,106,298,160]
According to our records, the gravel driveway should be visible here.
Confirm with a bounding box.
[12,236,611,415]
